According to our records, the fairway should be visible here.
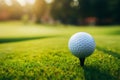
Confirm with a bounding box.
[0,22,120,80]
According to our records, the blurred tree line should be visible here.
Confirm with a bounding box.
[51,0,120,25]
[0,0,23,20]
[0,0,120,25]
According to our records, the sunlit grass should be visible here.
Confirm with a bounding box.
[0,21,120,80]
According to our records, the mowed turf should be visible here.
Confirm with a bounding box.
[0,21,120,80]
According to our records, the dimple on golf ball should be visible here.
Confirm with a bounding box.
[68,32,96,58]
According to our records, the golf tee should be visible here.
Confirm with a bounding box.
[79,58,85,67]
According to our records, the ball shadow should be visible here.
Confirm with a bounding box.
[83,65,117,80]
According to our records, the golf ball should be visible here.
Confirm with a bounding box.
[68,32,95,58]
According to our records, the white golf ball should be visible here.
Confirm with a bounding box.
[68,32,96,58]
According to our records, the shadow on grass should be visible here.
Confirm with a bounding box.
[107,30,120,35]
[83,65,117,80]
[0,35,59,44]
[96,46,120,59]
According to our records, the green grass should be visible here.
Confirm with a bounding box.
[0,21,120,80]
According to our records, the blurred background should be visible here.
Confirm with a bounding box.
[0,0,120,25]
